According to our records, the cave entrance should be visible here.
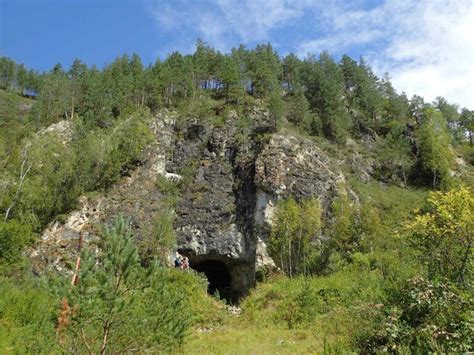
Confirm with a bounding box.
[192,260,233,302]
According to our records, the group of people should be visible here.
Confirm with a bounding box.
[174,254,190,270]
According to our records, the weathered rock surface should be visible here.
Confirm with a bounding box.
[172,110,263,300]
[253,134,353,267]
[30,103,356,301]
[29,110,176,274]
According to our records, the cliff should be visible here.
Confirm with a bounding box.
[29,102,358,301]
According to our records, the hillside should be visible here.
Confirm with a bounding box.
[0,46,473,353]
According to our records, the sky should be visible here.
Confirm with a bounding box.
[1,0,473,108]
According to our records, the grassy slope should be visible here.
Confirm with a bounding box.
[183,182,428,354]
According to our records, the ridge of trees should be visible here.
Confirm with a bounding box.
[1,41,472,145]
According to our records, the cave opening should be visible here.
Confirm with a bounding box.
[192,260,233,302]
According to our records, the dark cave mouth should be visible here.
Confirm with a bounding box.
[191,259,234,302]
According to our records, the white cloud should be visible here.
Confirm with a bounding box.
[297,29,382,56]
[145,0,474,107]
[216,0,308,41]
[382,0,474,108]
[298,0,474,108]
[146,0,316,53]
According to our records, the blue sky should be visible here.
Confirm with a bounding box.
[1,0,473,107]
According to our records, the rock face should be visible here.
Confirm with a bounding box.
[253,134,353,268]
[29,110,176,275]
[171,110,267,301]
[30,103,353,301]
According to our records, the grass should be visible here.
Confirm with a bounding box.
[184,320,329,354]
[182,182,431,354]
[182,268,391,354]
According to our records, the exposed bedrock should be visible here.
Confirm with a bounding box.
[30,103,354,302]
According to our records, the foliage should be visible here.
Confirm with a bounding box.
[139,207,177,263]
[0,43,473,355]
[284,88,312,128]
[327,189,359,262]
[358,277,473,353]
[269,197,323,276]
[0,276,60,354]
[0,220,33,264]
[61,216,194,354]
[375,125,414,187]
[301,52,351,142]
[415,108,454,188]
[405,187,473,284]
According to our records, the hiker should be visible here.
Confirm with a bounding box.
[182,256,190,270]
[174,254,182,268]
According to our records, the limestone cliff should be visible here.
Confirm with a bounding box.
[30,102,355,300]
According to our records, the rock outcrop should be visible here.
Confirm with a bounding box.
[253,133,354,267]
[29,110,176,275]
[30,103,355,301]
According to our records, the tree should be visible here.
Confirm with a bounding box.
[285,88,311,126]
[38,65,71,125]
[459,108,473,145]
[377,124,414,187]
[339,55,384,134]
[301,52,350,142]
[0,57,16,90]
[269,197,322,277]
[355,57,383,132]
[410,94,428,125]
[415,108,454,188]
[16,64,28,94]
[246,44,281,98]
[379,75,410,131]
[405,187,473,285]
[282,53,301,92]
[434,97,461,143]
[81,65,111,125]
[62,216,193,354]
[158,52,195,106]
[130,53,146,107]
[328,190,358,260]
[216,55,241,102]
[68,59,88,119]
[193,39,220,92]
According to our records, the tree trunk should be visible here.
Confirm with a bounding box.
[99,319,110,355]
[71,92,75,120]
[401,166,407,188]
[5,152,31,221]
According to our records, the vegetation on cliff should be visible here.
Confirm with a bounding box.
[0,41,473,353]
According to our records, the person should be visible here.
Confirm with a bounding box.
[174,254,182,268]
[182,256,189,270]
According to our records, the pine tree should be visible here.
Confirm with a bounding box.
[302,51,350,142]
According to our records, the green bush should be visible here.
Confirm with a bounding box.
[358,277,473,353]
[269,197,323,277]
[0,220,33,264]
[0,276,60,353]
[405,187,473,285]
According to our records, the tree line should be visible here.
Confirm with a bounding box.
[1,40,472,143]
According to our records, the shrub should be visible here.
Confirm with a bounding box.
[405,187,473,284]
[358,277,473,353]
[0,276,59,353]
[0,220,33,264]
